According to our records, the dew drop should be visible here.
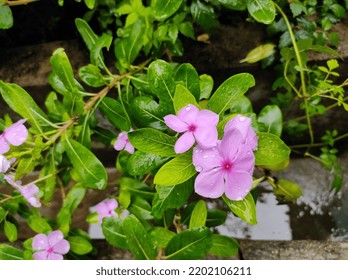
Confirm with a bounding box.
[239,116,246,122]
[203,154,209,159]
[213,167,219,172]
[211,154,215,158]
[235,196,243,201]
[185,105,191,111]
[195,165,203,172]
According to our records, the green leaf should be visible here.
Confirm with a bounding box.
[115,19,145,70]
[0,6,13,29]
[99,97,131,131]
[191,0,219,33]
[222,193,257,224]
[189,200,207,229]
[0,244,23,260]
[269,179,302,203]
[27,216,52,234]
[173,84,200,113]
[0,82,48,134]
[199,74,214,100]
[91,33,113,69]
[327,59,339,71]
[129,96,166,130]
[257,105,282,136]
[254,132,291,166]
[147,59,176,115]
[165,227,213,260]
[207,73,255,115]
[79,64,106,87]
[64,138,108,190]
[128,196,153,220]
[102,217,128,249]
[154,152,196,186]
[15,156,39,181]
[68,236,93,255]
[240,43,275,63]
[84,0,95,9]
[4,220,17,242]
[152,0,184,21]
[0,207,6,223]
[178,22,195,39]
[230,96,253,114]
[41,152,57,202]
[119,177,154,201]
[246,0,276,25]
[128,128,177,157]
[127,151,168,176]
[206,208,227,227]
[152,179,194,219]
[150,227,176,248]
[174,63,201,101]
[209,234,239,257]
[123,215,157,260]
[219,0,247,10]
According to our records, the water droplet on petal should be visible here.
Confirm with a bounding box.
[213,167,219,172]
[195,165,203,172]
[239,116,246,122]
[185,105,191,111]
[235,196,243,200]
[203,154,208,159]
[211,154,215,158]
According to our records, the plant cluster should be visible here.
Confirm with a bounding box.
[0,0,347,260]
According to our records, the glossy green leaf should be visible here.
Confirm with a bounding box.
[128,128,176,157]
[222,193,257,224]
[44,91,65,120]
[58,184,86,216]
[0,6,13,29]
[41,151,57,202]
[206,208,227,227]
[174,63,200,101]
[207,73,255,115]
[64,138,108,190]
[119,177,154,201]
[191,0,219,33]
[0,207,6,223]
[15,156,39,181]
[129,96,166,130]
[91,33,113,69]
[189,200,207,229]
[123,215,157,260]
[199,74,214,100]
[102,217,129,249]
[209,234,239,257]
[173,84,200,113]
[152,179,194,219]
[68,236,93,255]
[128,196,153,220]
[154,152,196,186]
[230,96,253,114]
[147,59,176,115]
[165,227,213,260]
[254,132,291,166]
[84,0,95,9]
[178,21,195,39]
[218,0,247,10]
[246,0,276,25]
[4,220,17,242]
[115,19,145,70]
[150,227,176,248]
[127,151,168,176]
[152,0,184,21]
[99,97,131,131]
[27,216,52,234]
[240,43,275,63]
[0,244,23,260]
[269,179,302,203]
[0,82,48,134]
[257,105,282,136]
[79,64,106,87]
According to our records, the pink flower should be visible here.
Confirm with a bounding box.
[32,230,70,260]
[95,198,118,224]
[114,130,135,154]
[192,129,255,201]
[0,155,14,173]
[4,174,41,208]
[224,114,258,151]
[0,119,28,154]
[164,104,219,153]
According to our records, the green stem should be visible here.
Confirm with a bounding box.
[4,0,38,6]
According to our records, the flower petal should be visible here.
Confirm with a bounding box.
[0,155,11,173]
[0,136,10,154]
[47,230,64,247]
[47,252,64,260]
[194,169,225,199]
[196,109,219,127]
[174,132,195,153]
[164,114,187,133]
[219,129,243,162]
[233,145,255,174]
[105,198,118,211]
[53,239,70,255]
[95,202,108,216]
[4,119,28,146]
[177,104,199,124]
[224,170,252,201]
[194,126,218,148]
[20,184,39,198]
[124,142,135,154]
[192,145,221,172]
[113,138,126,151]
[33,251,49,260]
[32,234,49,251]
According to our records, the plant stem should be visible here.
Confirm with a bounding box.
[4,0,38,6]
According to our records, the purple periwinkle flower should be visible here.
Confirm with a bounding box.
[32,230,70,260]
[0,119,28,154]
[164,104,219,153]
[192,128,256,201]
[114,130,135,154]
[224,114,258,151]
[95,198,118,224]
[4,175,41,208]
[0,154,14,173]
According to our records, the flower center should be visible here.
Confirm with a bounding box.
[46,246,54,254]
[222,160,233,172]
[188,124,197,132]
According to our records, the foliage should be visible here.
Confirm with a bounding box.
[0,0,347,260]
